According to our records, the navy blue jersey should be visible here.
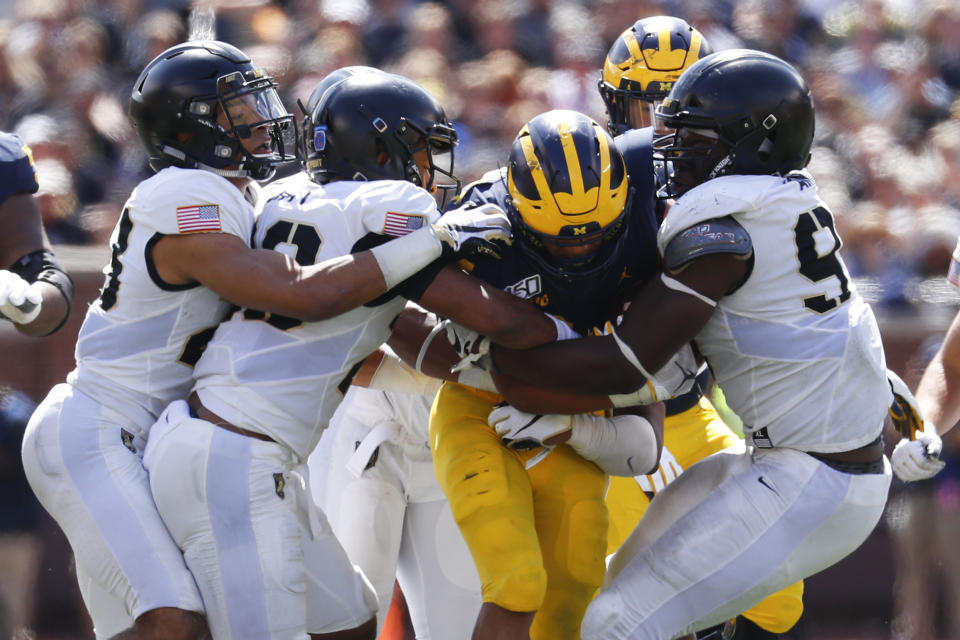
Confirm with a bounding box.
[0,132,39,205]
[452,131,660,335]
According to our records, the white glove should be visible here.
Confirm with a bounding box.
[891,432,946,482]
[0,270,42,325]
[444,320,491,372]
[433,202,512,259]
[488,404,571,451]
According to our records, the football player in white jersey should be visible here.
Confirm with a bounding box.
[143,69,562,639]
[20,44,519,640]
[309,379,482,639]
[480,50,894,638]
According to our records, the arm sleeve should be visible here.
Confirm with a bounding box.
[566,413,659,476]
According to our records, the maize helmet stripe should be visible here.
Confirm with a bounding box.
[599,16,713,135]
[508,109,627,237]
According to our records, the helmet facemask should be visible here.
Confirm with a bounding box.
[507,110,631,286]
[394,117,460,207]
[209,70,296,181]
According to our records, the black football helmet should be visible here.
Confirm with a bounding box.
[129,40,295,181]
[507,110,630,284]
[302,71,459,197]
[599,16,712,136]
[301,65,384,123]
[654,49,815,197]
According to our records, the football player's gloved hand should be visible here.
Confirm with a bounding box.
[887,369,924,440]
[892,433,945,482]
[444,320,491,372]
[433,202,512,260]
[0,270,42,325]
[488,403,572,451]
[886,369,946,482]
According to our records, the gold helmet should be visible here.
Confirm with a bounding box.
[507,110,629,282]
[599,16,712,135]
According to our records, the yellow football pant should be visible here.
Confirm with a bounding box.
[605,398,805,634]
[430,382,608,640]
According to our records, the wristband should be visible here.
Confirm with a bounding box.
[369,227,444,290]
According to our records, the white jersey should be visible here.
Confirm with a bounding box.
[193,173,441,460]
[658,171,890,452]
[71,167,256,436]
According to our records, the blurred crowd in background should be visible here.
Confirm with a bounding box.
[1,0,960,308]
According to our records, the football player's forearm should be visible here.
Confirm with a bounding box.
[491,335,644,395]
[15,280,70,336]
[916,312,960,435]
[917,355,960,436]
[492,369,614,413]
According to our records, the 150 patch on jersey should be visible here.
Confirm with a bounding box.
[176,204,221,233]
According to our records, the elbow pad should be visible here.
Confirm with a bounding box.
[567,413,658,477]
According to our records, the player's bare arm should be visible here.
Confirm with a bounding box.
[0,192,71,336]
[915,308,960,436]
[417,264,556,349]
[490,252,747,395]
[151,231,391,321]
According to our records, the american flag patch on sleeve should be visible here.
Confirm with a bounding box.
[176,204,222,233]
[382,211,426,237]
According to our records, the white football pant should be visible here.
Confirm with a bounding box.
[21,384,204,639]
[145,400,376,640]
[582,440,891,639]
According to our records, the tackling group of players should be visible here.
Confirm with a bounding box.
[0,11,950,640]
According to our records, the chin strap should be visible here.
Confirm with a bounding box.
[158,145,257,179]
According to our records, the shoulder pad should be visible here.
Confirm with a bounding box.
[449,168,507,211]
[663,216,753,273]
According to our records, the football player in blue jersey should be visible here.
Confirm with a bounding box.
[426,109,671,640]
[0,130,73,336]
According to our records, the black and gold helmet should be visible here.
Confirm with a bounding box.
[599,16,712,136]
[507,110,629,283]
